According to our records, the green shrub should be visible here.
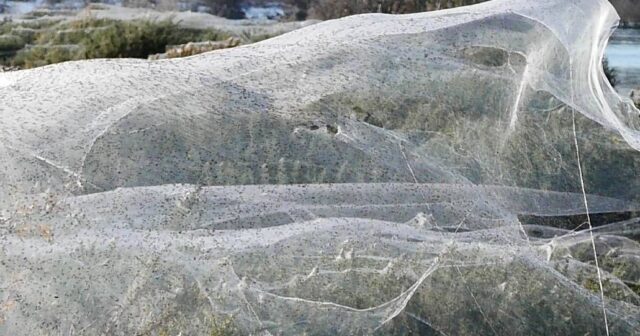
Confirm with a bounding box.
[18,18,63,30]
[78,19,228,59]
[12,45,79,68]
[10,27,38,44]
[6,18,230,68]
[0,21,13,36]
[0,34,25,52]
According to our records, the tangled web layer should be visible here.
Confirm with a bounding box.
[1,0,640,334]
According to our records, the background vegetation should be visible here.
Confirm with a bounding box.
[610,0,640,27]
[0,18,230,68]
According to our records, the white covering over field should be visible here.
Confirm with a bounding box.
[1,0,639,334]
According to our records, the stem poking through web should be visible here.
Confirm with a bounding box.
[571,108,610,336]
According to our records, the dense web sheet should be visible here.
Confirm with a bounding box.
[1,0,640,334]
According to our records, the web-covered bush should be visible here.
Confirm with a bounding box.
[0,0,639,334]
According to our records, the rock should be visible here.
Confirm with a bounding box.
[0,65,20,72]
[148,37,242,60]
